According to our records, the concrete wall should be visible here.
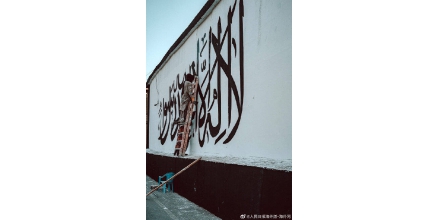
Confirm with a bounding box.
[146,153,292,219]
[146,87,149,148]
[148,0,291,160]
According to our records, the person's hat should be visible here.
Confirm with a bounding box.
[185,74,194,82]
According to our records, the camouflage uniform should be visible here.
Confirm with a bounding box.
[177,78,195,123]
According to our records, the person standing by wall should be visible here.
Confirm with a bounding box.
[175,74,195,124]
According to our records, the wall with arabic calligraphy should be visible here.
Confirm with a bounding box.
[148,0,291,160]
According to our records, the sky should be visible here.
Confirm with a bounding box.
[146,0,208,80]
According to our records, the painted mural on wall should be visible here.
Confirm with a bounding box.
[155,0,244,147]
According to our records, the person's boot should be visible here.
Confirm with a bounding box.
[174,110,184,124]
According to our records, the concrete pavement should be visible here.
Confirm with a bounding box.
[146,175,220,220]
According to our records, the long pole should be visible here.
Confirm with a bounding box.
[146,157,202,197]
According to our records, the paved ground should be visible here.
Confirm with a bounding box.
[146,175,221,220]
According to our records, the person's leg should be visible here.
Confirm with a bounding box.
[179,107,188,123]
[179,100,189,123]
[178,110,184,122]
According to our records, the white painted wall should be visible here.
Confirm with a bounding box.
[149,0,291,160]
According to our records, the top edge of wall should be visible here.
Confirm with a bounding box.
[147,0,221,85]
